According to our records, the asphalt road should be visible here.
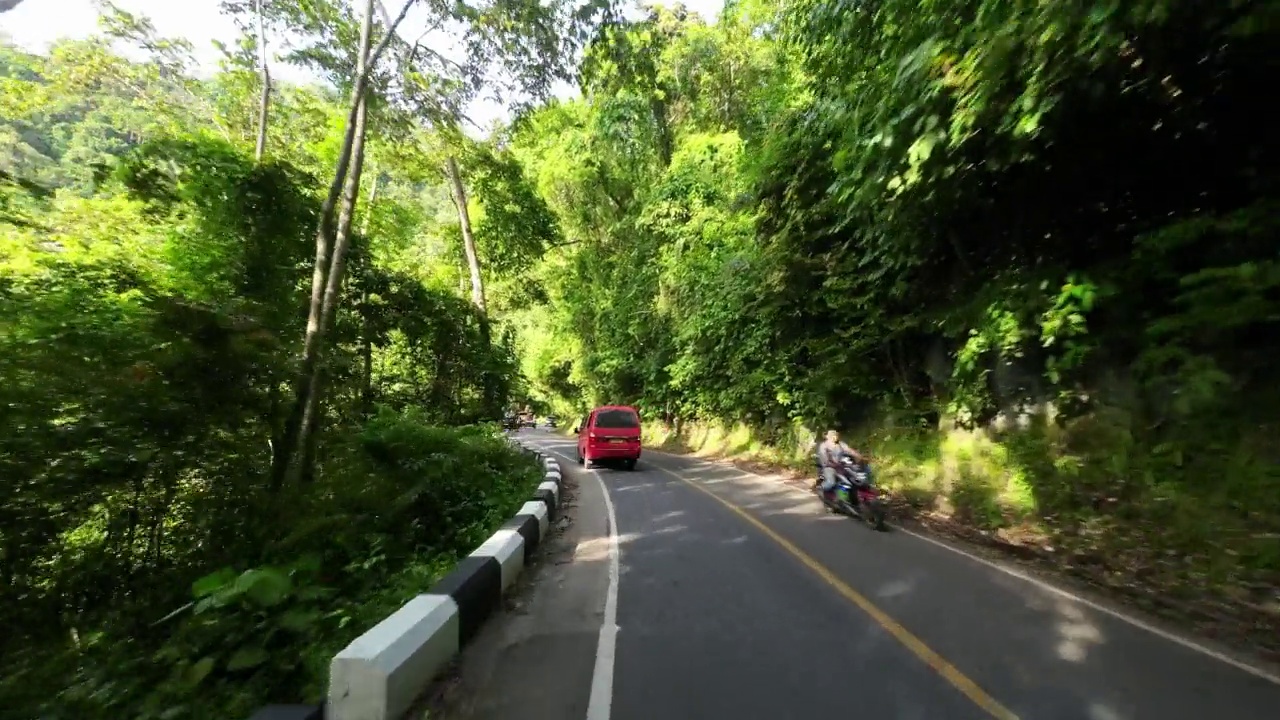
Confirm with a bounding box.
[432,429,1280,720]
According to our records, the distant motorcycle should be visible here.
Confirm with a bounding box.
[818,456,887,531]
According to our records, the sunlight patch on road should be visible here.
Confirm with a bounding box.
[1087,701,1128,720]
[877,578,917,599]
[649,509,686,524]
[1054,598,1105,663]
[574,532,641,562]
[649,523,688,537]
[774,501,833,517]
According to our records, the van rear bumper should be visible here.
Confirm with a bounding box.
[587,443,641,460]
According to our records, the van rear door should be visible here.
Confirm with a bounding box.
[591,407,640,446]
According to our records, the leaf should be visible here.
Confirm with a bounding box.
[187,657,215,686]
[297,585,336,601]
[278,609,319,633]
[226,646,269,672]
[236,567,292,607]
[192,568,236,599]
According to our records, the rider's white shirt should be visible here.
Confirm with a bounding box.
[817,440,851,467]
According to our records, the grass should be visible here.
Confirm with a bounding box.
[643,419,1038,531]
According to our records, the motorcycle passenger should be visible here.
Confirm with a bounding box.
[816,429,866,502]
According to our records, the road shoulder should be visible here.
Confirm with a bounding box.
[416,454,610,720]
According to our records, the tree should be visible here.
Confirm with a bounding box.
[445,153,486,313]
[275,0,415,488]
[252,0,271,159]
[220,0,277,160]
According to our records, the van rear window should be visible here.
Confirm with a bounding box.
[595,409,639,428]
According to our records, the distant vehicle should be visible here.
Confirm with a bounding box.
[502,414,520,430]
[545,415,559,429]
[574,405,641,470]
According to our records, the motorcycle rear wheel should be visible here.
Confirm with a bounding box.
[863,498,887,531]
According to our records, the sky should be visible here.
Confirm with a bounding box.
[0,0,724,131]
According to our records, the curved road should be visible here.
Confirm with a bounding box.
[434,429,1280,720]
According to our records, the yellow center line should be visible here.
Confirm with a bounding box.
[652,465,1020,720]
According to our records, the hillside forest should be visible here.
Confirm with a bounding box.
[2,0,1278,716]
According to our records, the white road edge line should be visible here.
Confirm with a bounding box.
[894,524,1280,686]
[586,466,620,720]
[646,448,1280,687]
[544,444,621,720]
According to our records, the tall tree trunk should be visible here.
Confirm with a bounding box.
[295,97,370,481]
[360,173,380,417]
[253,0,271,161]
[293,10,375,484]
[444,155,502,417]
[444,155,486,314]
[651,96,673,167]
[272,0,413,489]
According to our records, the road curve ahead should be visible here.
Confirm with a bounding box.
[459,430,1280,720]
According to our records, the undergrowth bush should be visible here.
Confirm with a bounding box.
[2,412,541,720]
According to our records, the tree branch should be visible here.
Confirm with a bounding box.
[359,0,418,87]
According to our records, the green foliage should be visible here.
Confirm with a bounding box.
[0,37,207,192]
[6,416,539,720]
[468,143,561,279]
[504,0,1280,604]
[352,263,518,421]
[0,20,537,718]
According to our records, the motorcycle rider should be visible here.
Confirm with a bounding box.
[815,429,866,503]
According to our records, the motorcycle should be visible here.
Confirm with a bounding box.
[818,455,887,531]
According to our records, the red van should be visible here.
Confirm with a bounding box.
[575,405,642,470]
